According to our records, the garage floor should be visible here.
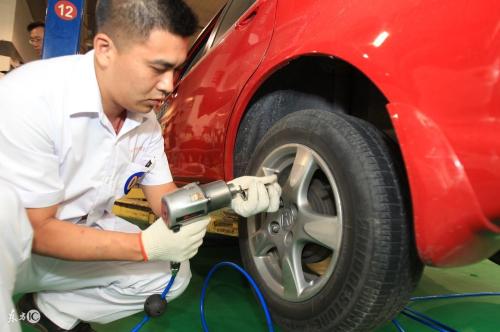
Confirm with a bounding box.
[18,237,499,332]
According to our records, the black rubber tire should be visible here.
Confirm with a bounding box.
[489,251,500,265]
[239,109,422,332]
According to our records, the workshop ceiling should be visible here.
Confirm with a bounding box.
[25,0,48,22]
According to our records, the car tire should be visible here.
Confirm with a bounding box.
[239,109,422,332]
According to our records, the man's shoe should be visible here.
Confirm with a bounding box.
[16,293,96,332]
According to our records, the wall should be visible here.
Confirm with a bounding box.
[13,0,38,62]
[0,0,36,74]
[0,0,17,72]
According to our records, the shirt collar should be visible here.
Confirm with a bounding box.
[68,50,102,117]
[68,50,149,123]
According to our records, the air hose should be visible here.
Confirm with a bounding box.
[200,261,274,332]
[131,262,181,332]
[392,292,500,332]
[132,262,499,332]
[131,261,274,332]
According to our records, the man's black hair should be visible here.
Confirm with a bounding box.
[95,0,198,47]
[27,21,45,32]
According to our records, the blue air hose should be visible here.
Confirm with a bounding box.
[132,265,500,332]
[392,292,500,332]
[130,269,178,332]
[131,261,274,332]
[200,261,274,332]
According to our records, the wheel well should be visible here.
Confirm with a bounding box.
[234,55,394,177]
[233,55,420,277]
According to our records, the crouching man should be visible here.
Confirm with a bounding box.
[0,1,281,331]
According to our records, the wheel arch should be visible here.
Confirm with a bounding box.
[230,54,398,178]
[228,53,420,268]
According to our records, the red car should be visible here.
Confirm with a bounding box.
[160,1,500,331]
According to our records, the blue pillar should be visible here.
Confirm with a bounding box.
[43,0,85,59]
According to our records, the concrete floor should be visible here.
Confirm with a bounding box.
[19,238,500,332]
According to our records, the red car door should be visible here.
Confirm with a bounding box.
[163,0,277,183]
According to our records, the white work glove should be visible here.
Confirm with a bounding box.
[140,216,210,262]
[229,175,282,217]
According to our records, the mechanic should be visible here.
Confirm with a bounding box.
[0,1,281,332]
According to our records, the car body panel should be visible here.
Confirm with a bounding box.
[387,102,499,266]
[162,0,277,184]
[163,0,500,266]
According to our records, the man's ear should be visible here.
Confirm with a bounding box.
[93,32,115,68]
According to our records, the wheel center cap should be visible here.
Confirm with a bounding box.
[279,205,297,230]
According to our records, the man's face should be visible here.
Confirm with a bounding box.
[29,27,44,56]
[107,29,189,114]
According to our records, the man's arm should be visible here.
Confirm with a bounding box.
[27,205,143,261]
[141,182,178,216]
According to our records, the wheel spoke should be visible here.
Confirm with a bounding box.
[301,208,341,250]
[250,229,276,257]
[284,146,318,204]
[280,245,308,299]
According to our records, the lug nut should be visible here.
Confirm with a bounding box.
[270,221,280,234]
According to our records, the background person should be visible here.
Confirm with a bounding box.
[27,21,45,58]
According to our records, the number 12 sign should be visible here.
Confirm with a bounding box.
[55,0,78,21]
[43,0,84,59]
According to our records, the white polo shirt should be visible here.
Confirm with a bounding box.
[0,51,172,224]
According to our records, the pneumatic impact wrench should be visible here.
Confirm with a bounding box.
[142,180,247,318]
[161,180,246,232]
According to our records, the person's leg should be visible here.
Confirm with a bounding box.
[15,215,191,329]
[35,259,190,328]
[0,181,34,332]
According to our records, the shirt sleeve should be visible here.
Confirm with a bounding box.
[0,87,64,208]
[139,118,173,186]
